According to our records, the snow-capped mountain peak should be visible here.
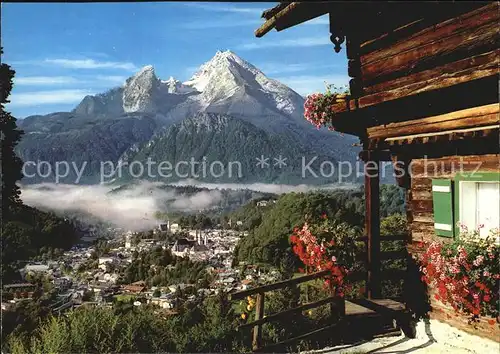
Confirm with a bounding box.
[73,50,308,129]
[181,50,304,119]
[183,50,259,93]
[122,65,160,113]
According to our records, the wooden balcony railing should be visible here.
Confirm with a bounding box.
[228,270,345,352]
[228,234,409,351]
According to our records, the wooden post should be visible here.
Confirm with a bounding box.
[252,292,265,351]
[365,151,381,299]
[329,275,345,320]
[391,155,411,189]
[346,34,364,98]
[337,297,346,318]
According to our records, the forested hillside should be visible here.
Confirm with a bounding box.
[233,185,405,267]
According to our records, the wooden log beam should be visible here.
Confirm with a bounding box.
[384,124,500,144]
[362,21,499,85]
[275,3,330,32]
[262,3,287,20]
[358,3,485,54]
[333,60,499,131]
[367,103,499,139]
[331,74,499,136]
[255,3,298,38]
[255,2,330,38]
[362,51,499,108]
[364,48,499,96]
[362,3,498,65]
[361,3,499,82]
[409,154,500,176]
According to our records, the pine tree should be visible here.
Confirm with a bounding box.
[0,47,24,220]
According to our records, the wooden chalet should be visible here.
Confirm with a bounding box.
[228,1,500,348]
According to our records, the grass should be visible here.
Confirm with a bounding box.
[114,294,135,303]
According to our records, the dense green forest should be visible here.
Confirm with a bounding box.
[1,51,80,283]
[234,185,405,267]
[6,295,241,353]
[120,246,212,288]
[1,205,80,281]
[4,283,344,353]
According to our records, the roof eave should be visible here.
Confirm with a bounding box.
[255,2,331,38]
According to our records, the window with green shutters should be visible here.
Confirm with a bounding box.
[431,179,455,238]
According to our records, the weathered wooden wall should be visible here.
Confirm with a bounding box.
[332,3,499,135]
[360,3,499,89]
[367,103,499,140]
[406,153,500,340]
[332,2,500,340]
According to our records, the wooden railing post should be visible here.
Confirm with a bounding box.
[328,275,345,320]
[252,292,265,351]
[364,150,381,299]
[337,296,346,318]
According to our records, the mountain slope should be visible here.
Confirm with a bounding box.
[116,112,350,185]
[17,115,158,184]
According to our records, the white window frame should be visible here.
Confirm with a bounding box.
[458,179,500,238]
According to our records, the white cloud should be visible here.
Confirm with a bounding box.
[183,3,264,14]
[14,76,81,86]
[170,180,357,194]
[8,89,93,107]
[275,75,350,96]
[95,75,127,85]
[182,19,260,29]
[237,37,331,50]
[44,58,137,71]
[258,62,341,75]
[19,181,359,231]
[180,7,327,30]
[19,181,225,231]
[14,75,127,87]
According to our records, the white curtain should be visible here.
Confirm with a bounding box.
[477,182,500,238]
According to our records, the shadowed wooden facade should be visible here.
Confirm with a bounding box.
[255,1,499,341]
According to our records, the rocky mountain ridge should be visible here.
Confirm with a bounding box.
[16,50,359,185]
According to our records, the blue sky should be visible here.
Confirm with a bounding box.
[2,2,349,118]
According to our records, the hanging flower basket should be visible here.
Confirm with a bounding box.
[418,225,500,324]
[304,83,348,131]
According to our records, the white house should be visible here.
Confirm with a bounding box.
[170,223,181,232]
[98,257,115,265]
[25,264,50,273]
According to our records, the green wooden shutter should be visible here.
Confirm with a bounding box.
[431,179,455,238]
